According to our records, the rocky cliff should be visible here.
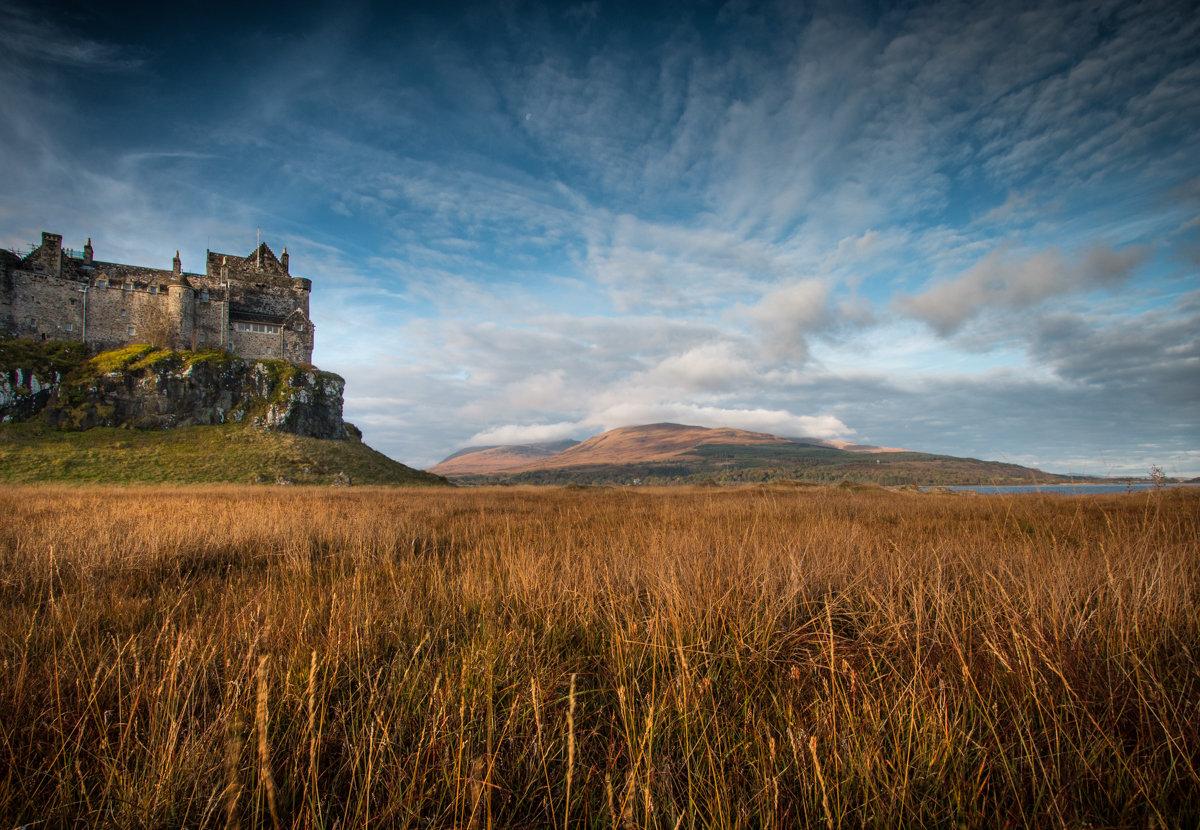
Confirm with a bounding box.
[0,339,89,423]
[1,340,352,440]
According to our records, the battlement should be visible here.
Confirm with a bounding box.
[0,230,315,364]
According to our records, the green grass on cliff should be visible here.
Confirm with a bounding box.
[0,421,448,486]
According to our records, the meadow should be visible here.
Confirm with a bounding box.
[0,484,1196,828]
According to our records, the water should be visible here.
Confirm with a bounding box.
[923,483,1199,495]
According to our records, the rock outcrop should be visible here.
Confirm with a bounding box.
[0,340,88,424]
[2,340,351,440]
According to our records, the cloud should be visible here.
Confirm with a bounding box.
[0,4,142,71]
[468,404,855,450]
[506,370,572,409]
[586,403,854,440]
[1029,303,1200,402]
[645,344,756,392]
[466,421,585,446]
[745,279,832,360]
[976,191,1035,226]
[896,242,1151,336]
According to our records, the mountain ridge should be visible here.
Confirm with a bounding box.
[428,423,1072,487]
[428,423,906,476]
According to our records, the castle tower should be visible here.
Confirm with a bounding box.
[291,276,312,318]
[167,278,193,349]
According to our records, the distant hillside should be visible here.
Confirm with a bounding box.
[436,423,1073,487]
[430,424,797,474]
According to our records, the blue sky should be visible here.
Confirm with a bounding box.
[2,0,1197,475]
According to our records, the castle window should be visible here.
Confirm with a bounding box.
[65,323,73,332]
[127,327,135,336]
[149,285,158,295]
[123,283,132,292]
[32,265,43,273]
[95,279,107,289]
[201,290,209,302]
[121,309,126,316]
[236,322,280,334]
[29,318,36,328]
[267,347,273,356]
[198,332,206,343]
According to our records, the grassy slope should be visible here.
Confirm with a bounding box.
[450,441,1072,486]
[0,421,447,486]
[0,338,446,486]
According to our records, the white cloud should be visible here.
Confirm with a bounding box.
[645,344,756,392]
[586,403,854,439]
[466,421,585,446]
[468,404,855,450]
[506,370,572,409]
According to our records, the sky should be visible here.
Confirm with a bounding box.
[1,0,1197,476]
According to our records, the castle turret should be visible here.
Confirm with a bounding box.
[168,279,193,349]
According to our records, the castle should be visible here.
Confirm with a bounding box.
[0,231,314,363]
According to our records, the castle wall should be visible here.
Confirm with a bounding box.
[2,233,316,364]
[181,278,229,349]
[83,281,175,351]
[281,317,314,364]
[2,268,87,343]
[227,278,309,320]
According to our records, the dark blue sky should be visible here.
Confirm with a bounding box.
[3,0,1198,474]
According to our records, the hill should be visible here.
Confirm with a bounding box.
[433,423,1074,487]
[0,338,447,486]
[428,423,796,475]
[0,421,446,486]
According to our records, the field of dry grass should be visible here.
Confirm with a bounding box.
[1,484,1197,828]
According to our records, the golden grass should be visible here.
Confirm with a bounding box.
[0,484,1197,828]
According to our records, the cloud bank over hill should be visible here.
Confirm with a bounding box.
[1,0,1197,475]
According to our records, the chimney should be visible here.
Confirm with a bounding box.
[280,247,289,274]
[40,232,62,276]
[172,250,181,275]
[83,238,93,264]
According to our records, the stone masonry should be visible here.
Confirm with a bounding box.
[0,231,315,363]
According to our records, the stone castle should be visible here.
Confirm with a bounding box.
[0,231,314,363]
